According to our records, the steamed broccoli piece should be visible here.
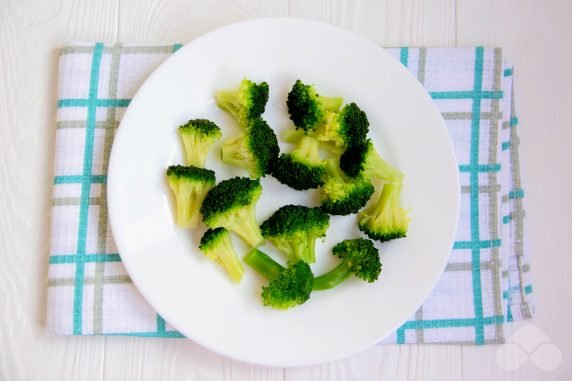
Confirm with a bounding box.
[271,135,326,190]
[286,80,343,133]
[221,117,279,178]
[260,205,330,264]
[199,228,245,283]
[340,139,404,182]
[200,177,264,247]
[178,119,222,167]
[320,158,375,216]
[215,79,269,124]
[358,183,409,242]
[313,238,381,290]
[166,165,215,228]
[310,103,369,153]
[244,248,313,309]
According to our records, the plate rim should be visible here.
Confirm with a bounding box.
[107,17,460,367]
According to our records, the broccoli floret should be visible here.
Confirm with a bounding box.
[358,183,409,242]
[215,79,269,124]
[271,135,326,190]
[310,103,369,153]
[286,80,343,133]
[320,158,375,216]
[178,119,222,167]
[221,117,279,178]
[200,177,264,247]
[244,248,313,309]
[199,228,245,283]
[166,165,215,228]
[340,139,404,182]
[260,205,330,264]
[313,238,381,290]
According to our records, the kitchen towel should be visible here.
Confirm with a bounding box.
[47,43,533,344]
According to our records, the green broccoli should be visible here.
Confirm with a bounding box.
[310,103,369,153]
[339,139,404,183]
[215,79,269,125]
[260,205,330,264]
[244,248,313,309]
[166,165,215,228]
[358,182,409,242]
[320,158,375,216]
[178,119,222,168]
[200,177,264,247]
[313,238,381,290]
[271,135,326,190]
[199,228,245,283]
[286,80,343,133]
[221,117,279,178]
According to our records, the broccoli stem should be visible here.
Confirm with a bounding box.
[282,129,305,143]
[172,183,199,228]
[220,134,257,177]
[318,95,344,112]
[269,238,316,264]
[306,238,317,264]
[220,135,245,160]
[325,158,346,182]
[214,89,238,117]
[296,135,321,163]
[312,261,353,290]
[216,238,245,283]
[222,255,245,283]
[185,146,208,168]
[368,182,400,218]
[230,206,265,247]
[187,192,201,228]
[369,151,404,183]
[244,249,285,280]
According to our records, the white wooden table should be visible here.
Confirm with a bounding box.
[1,0,571,379]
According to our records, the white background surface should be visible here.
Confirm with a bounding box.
[1,0,571,379]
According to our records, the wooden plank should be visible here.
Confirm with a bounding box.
[118,0,289,43]
[283,345,463,380]
[0,0,118,379]
[102,337,284,381]
[288,0,456,46]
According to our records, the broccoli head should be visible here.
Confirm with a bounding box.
[260,205,330,264]
[166,165,215,228]
[199,228,245,283]
[339,139,404,182]
[221,117,279,178]
[215,79,269,124]
[310,102,369,153]
[271,135,326,190]
[358,182,409,242]
[320,158,375,216]
[313,238,381,290]
[178,119,222,168]
[286,80,343,133]
[244,248,313,310]
[200,177,264,247]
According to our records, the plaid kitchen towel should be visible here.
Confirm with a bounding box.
[46,43,534,344]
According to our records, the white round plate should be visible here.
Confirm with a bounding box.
[108,18,459,367]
